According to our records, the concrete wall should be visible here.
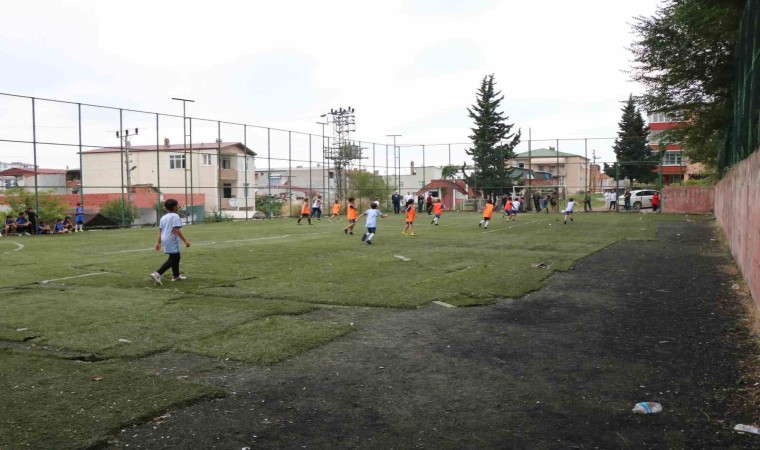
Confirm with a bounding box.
[715,150,760,308]
[662,186,715,213]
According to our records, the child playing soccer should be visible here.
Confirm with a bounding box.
[563,197,575,224]
[479,199,494,229]
[357,203,388,245]
[343,197,358,235]
[329,200,342,222]
[402,198,417,236]
[74,202,85,232]
[431,198,444,225]
[297,198,312,225]
[503,197,513,219]
[150,199,190,285]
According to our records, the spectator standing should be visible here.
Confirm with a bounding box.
[417,194,424,213]
[583,192,592,212]
[425,194,433,215]
[391,192,401,214]
[533,192,541,213]
[74,202,85,232]
[652,191,660,212]
[623,189,632,211]
[609,190,617,210]
[541,195,549,213]
[25,208,38,235]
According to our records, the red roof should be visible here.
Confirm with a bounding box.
[417,179,469,196]
[29,193,206,210]
[82,142,255,156]
[0,168,67,176]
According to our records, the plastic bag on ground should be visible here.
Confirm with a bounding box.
[632,402,662,414]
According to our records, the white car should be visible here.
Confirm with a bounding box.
[618,189,658,210]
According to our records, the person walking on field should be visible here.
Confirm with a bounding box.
[343,197,359,235]
[402,198,417,236]
[431,198,445,225]
[311,194,323,220]
[479,199,495,229]
[297,199,312,225]
[357,203,388,245]
[563,197,576,224]
[150,199,190,285]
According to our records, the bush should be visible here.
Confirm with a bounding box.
[0,187,67,223]
[99,199,138,227]
[204,209,233,223]
[255,196,285,218]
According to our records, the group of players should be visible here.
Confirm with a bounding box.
[1,203,85,237]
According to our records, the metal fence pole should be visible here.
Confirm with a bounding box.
[155,113,161,224]
[31,98,39,214]
[243,125,249,220]
[119,108,126,227]
[77,104,84,216]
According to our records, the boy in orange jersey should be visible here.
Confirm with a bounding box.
[343,197,358,235]
[502,197,513,220]
[479,198,494,229]
[402,198,417,236]
[431,198,445,225]
[297,198,312,225]
[328,200,342,222]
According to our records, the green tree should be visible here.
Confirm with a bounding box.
[99,199,138,227]
[441,164,461,179]
[347,169,389,201]
[464,74,521,199]
[605,95,658,185]
[629,0,745,168]
[1,188,67,223]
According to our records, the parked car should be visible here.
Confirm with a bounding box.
[618,189,658,210]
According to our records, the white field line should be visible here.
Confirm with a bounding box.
[483,219,539,233]
[394,255,411,261]
[432,300,456,308]
[1,241,24,254]
[102,232,330,255]
[40,272,109,284]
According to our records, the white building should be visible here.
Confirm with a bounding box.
[0,167,67,193]
[80,140,255,213]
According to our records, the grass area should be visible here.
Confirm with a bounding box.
[0,210,704,448]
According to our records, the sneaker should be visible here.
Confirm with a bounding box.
[366,240,372,245]
[431,220,435,224]
[401,231,407,235]
[349,232,354,235]
[150,272,162,286]
[361,233,367,242]
[409,233,417,236]
[344,229,348,234]
[171,275,187,282]
[478,222,482,228]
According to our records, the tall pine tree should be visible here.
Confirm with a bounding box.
[465,74,521,199]
[604,95,657,186]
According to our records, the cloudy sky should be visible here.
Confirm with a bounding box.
[1,0,663,169]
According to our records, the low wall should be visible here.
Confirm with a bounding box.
[662,186,715,213]
[715,150,760,307]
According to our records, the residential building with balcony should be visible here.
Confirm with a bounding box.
[647,113,704,184]
[508,149,590,193]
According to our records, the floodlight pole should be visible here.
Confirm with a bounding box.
[317,119,328,204]
[386,134,401,194]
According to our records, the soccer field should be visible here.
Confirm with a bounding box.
[0,210,697,448]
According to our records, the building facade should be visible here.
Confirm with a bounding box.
[80,141,255,213]
[647,113,703,184]
[509,149,590,193]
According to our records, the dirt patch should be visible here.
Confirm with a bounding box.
[109,221,760,449]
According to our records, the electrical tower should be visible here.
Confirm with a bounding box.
[323,107,360,201]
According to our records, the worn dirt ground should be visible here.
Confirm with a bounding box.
[108,220,760,449]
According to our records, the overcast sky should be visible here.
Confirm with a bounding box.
[0,0,663,169]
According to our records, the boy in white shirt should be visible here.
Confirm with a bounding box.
[563,198,575,224]
[150,199,190,285]
[357,203,387,245]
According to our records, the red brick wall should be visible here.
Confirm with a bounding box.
[715,150,760,308]
[662,186,715,213]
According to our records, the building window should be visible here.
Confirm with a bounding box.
[221,156,231,170]
[202,154,214,166]
[558,176,565,186]
[223,183,232,199]
[648,112,675,123]
[169,154,186,169]
[662,150,683,165]
[538,165,544,171]
[328,171,335,179]
[518,162,525,168]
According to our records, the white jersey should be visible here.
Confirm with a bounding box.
[564,201,575,212]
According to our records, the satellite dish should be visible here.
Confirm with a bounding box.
[228,197,239,207]
[17,178,25,187]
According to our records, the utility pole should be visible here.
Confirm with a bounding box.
[114,127,138,207]
[172,97,194,222]
[316,119,329,204]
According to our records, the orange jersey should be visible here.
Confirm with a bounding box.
[405,205,416,222]
[301,203,311,215]
[504,201,512,212]
[483,203,494,217]
[433,202,444,214]
[332,204,341,215]
[347,204,358,220]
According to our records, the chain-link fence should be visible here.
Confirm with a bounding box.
[0,93,627,226]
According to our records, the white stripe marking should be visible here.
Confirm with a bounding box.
[40,272,109,284]
[394,255,411,261]
[1,242,24,254]
[433,300,456,308]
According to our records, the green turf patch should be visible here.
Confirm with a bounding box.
[0,348,225,450]
[176,315,354,364]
